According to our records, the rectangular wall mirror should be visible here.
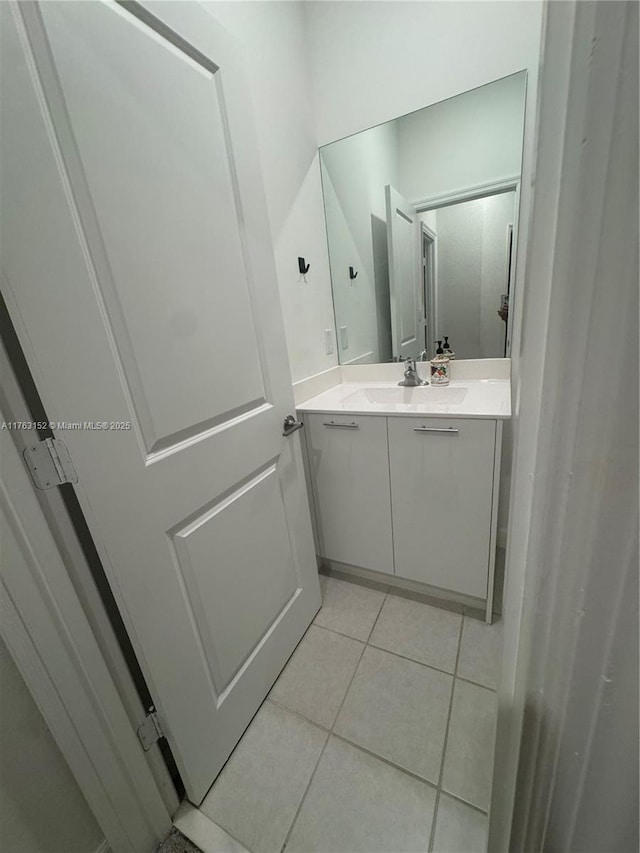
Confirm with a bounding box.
[320,71,527,363]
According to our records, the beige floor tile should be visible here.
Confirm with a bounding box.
[432,793,488,853]
[457,616,503,689]
[334,646,452,783]
[313,575,386,641]
[286,736,436,853]
[442,680,497,811]
[369,593,462,672]
[269,624,363,727]
[200,702,326,853]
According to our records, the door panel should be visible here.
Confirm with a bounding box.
[1,1,320,802]
[386,185,421,360]
[39,1,265,453]
[171,465,299,692]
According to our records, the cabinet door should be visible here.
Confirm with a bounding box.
[306,414,393,574]
[389,417,496,598]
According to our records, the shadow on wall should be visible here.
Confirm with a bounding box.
[0,637,103,853]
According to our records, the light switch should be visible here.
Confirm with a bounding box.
[340,326,348,349]
[324,329,334,355]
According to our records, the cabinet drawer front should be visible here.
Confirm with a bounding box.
[306,414,393,574]
[389,417,496,598]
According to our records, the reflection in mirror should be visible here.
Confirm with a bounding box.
[320,72,526,363]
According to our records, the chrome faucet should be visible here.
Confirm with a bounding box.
[398,358,427,387]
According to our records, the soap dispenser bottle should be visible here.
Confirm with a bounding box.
[431,341,450,386]
[442,336,455,359]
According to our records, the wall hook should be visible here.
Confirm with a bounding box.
[349,266,358,280]
[298,257,310,275]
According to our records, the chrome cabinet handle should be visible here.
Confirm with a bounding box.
[322,420,359,429]
[413,427,459,434]
[283,415,304,437]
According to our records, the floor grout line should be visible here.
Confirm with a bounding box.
[366,640,458,679]
[266,695,491,819]
[330,730,441,789]
[310,619,371,646]
[454,672,498,693]
[266,696,491,817]
[201,578,496,853]
[278,727,331,853]
[364,590,388,645]
[268,695,442,791]
[276,595,378,852]
[329,623,371,732]
[436,787,491,817]
[276,589,391,852]
[313,613,498,691]
[428,612,465,853]
[265,697,330,734]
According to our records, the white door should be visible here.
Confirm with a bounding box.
[385,185,422,360]
[1,1,321,803]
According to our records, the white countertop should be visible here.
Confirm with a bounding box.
[296,379,511,419]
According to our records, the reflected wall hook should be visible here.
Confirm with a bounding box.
[349,266,358,280]
[298,257,310,275]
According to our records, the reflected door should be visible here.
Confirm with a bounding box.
[385,185,422,360]
[2,1,320,802]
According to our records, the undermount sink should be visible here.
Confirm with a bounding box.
[342,385,468,405]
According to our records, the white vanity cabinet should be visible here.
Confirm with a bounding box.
[388,416,498,599]
[304,413,394,574]
[301,408,503,611]
[298,374,509,615]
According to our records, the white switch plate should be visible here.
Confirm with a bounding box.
[340,326,348,349]
[324,329,334,355]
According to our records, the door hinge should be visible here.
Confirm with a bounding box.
[136,707,164,751]
[23,438,78,490]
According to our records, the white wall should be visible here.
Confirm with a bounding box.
[320,121,399,362]
[203,2,337,382]
[307,1,543,147]
[0,638,103,853]
[396,73,526,202]
[204,1,543,383]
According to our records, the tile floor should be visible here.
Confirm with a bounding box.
[197,574,502,853]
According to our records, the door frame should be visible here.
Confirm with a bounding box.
[2,3,179,846]
[411,175,520,214]
[414,180,521,358]
[489,1,636,848]
[420,222,437,356]
[385,184,422,360]
[0,359,172,853]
